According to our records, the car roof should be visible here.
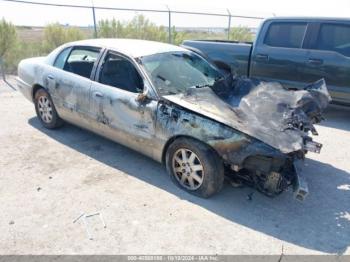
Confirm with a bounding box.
[67,38,187,58]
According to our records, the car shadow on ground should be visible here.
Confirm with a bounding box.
[28,117,350,254]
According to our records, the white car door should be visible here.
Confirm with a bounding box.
[46,46,102,126]
[90,51,158,159]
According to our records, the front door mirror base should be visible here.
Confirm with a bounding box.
[136,92,148,103]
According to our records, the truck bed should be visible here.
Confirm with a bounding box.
[182,40,253,76]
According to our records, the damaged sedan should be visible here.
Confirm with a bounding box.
[17,39,331,200]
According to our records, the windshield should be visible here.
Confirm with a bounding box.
[139,51,222,96]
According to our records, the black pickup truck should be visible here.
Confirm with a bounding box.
[182,17,350,105]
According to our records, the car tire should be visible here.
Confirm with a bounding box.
[34,88,63,129]
[166,137,224,198]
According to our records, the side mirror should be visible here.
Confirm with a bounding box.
[136,92,149,103]
[136,82,154,103]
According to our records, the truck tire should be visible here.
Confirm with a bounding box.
[34,88,63,129]
[166,137,224,198]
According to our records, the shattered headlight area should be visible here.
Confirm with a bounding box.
[162,76,331,201]
[214,77,331,200]
[219,77,331,153]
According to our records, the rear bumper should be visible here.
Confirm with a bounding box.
[16,77,33,102]
[292,159,309,201]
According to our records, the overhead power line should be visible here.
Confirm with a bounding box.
[0,0,265,19]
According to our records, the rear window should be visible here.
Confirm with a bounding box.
[53,47,71,69]
[315,23,350,57]
[62,47,101,79]
[67,49,100,63]
[264,22,307,48]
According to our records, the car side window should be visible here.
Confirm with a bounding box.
[53,47,71,69]
[264,22,307,48]
[98,52,143,93]
[62,47,101,79]
[315,23,350,57]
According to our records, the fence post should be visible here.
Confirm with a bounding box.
[92,6,97,38]
[227,9,231,40]
[0,57,16,91]
[0,57,5,81]
[166,5,172,43]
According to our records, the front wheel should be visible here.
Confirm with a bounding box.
[34,88,63,129]
[166,138,224,198]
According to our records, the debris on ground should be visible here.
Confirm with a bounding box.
[73,212,107,240]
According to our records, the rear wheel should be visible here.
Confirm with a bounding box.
[34,88,63,129]
[166,137,224,198]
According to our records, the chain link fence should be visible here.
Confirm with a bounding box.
[0,0,266,42]
[0,0,268,73]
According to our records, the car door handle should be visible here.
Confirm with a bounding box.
[93,91,104,98]
[255,54,269,61]
[308,58,323,65]
[46,75,59,88]
[47,75,55,80]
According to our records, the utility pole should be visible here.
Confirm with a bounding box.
[91,0,97,37]
[166,5,172,43]
[227,9,231,40]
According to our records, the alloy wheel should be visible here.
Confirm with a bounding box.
[172,148,204,190]
[37,95,53,123]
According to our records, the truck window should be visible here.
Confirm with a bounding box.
[315,23,350,57]
[264,22,307,48]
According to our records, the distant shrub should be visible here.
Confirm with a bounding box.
[229,26,254,42]
[0,18,18,72]
[98,18,124,38]
[6,41,44,73]
[65,27,85,43]
[0,18,17,58]
[97,15,256,45]
[1,15,255,74]
[1,21,87,73]
[97,15,168,42]
[42,23,85,52]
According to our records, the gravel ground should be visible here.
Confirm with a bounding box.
[0,77,349,255]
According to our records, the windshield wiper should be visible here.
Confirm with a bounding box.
[195,83,212,88]
[195,76,225,89]
[157,75,167,82]
[214,75,225,83]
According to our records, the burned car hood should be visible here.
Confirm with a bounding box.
[162,77,331,153]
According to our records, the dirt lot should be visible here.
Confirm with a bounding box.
[0,77,349,255]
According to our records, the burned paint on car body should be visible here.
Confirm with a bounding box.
[16,39,331,200]
[157,75,330,198]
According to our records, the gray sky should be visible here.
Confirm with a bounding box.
[0,0,349,28]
